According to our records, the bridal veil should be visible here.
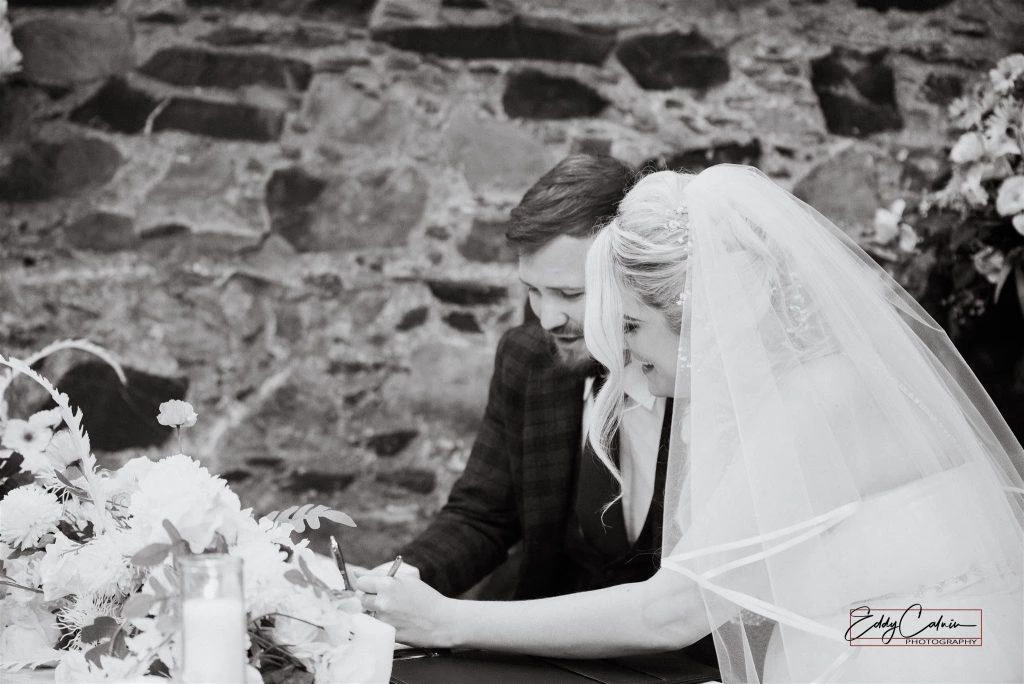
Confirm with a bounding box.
[587,164,1024,682]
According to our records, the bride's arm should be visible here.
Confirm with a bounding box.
[357,567,710,658]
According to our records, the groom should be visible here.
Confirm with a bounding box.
[390,154,717,666]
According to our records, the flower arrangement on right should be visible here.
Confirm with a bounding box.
[870,53,1024,334]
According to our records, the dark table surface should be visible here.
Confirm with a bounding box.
[390,648,722,684]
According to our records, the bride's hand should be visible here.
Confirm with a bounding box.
[356,574,461,648]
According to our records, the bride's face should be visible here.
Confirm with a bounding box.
[621,292,681,397]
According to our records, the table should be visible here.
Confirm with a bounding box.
[390,649,722,684]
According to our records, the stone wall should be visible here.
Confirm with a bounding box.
[2,0,1022,564]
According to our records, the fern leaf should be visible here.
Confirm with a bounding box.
[261,504,355,532]
[0,339,127,420]
[0,355,109,531]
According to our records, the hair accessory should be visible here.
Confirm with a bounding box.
[669,205,691,245]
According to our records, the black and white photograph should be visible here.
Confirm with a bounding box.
[1,0,1023,682]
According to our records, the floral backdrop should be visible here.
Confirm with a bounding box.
[1,0,1023,576]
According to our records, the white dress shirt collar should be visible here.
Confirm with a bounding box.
[582,362,657,411]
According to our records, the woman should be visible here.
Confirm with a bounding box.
[359,165,1024,682]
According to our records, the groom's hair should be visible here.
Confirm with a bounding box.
[506,154,634,253]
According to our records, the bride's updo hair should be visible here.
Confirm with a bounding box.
[607,170,697,329]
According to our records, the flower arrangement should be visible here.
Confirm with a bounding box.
[0,341,380,683]
[0,0,22,79]
[869,54,1024,332]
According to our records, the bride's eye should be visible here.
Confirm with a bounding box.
[623,320,639,335]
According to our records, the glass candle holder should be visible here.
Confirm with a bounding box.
[179,554,247,684]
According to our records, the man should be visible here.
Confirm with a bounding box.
[373,154,716,665]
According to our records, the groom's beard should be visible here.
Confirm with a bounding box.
[545,322,597,375]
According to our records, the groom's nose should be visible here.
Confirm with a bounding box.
[536,298,568,331]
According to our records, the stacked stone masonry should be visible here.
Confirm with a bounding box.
[1,0,1022,563]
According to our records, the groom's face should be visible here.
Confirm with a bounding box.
[518,234,595,371]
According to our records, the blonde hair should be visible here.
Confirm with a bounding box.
[583,170,695,496]
[585,169,831,496]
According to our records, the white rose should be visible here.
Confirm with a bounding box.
[872,200,904,244]
[996,176,1024,216]
[0,598,61,667]
[950,132,985,164]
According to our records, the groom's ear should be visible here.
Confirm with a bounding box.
[523,296,538,325]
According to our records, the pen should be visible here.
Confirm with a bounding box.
[330,536,354,592]
[386,555,403,577]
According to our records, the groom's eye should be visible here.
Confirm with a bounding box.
[559,290,583,300]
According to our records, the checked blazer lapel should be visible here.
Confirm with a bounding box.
[520,361,585,579]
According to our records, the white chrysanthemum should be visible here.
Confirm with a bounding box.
[996,176,1024,216]
[0,485,63,549]
[156,400,197,429]
[39,530,139,601]
[1013,213,1024,236]
[983,101,1022,158]
[129,454,242,553]
[57,593,119,648]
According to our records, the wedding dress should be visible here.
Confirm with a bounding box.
[603,165,1024,682]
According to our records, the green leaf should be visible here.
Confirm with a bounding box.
[84,641,108,668]
[162,520,184,544]
[317,509,356,528]
[53,469,89,498]
[150,576,168,597]
[283,569,307,587]
[131,543,171,567]
[111,630,128,659]
[81,616,118,644]
[123,593,159,620]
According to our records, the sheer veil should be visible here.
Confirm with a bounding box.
[586,164,1024,683]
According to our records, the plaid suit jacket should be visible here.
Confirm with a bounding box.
[400,322,585,599]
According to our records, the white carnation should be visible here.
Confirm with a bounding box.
[0,485,63,549]
[156,400,197,429]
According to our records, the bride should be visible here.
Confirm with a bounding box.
[358,164,1024,682]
